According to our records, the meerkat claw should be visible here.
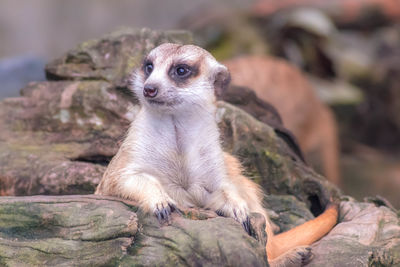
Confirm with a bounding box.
[154,202,173,224]
[216,208,252,235]
[242,216,253,236]
[215,209,224,216]
[168,203,182,215]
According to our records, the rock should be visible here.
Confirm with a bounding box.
[0,81,133,196]
[340,144,400,209]
[250,0,400,27]
[223,55,340,185]
[334,26,400,151]
[0,81,133,143]
[333,30,376,83]
[0,195,268,267]
[45,28,193,88]
[220,85,283,127]
[0,28,192,197]
[1,195,399,266]
[265,194,400,266]
[264,194,314,233]
[264,7,337,78]
[310,200,400,266]
[122,214,268,266]
[308,75,364,106]
[0,195,139,267]
[216,101,338,206]
[179,8,269,61]
[220,85,306,163]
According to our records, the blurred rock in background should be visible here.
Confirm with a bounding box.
[223,55,340,185]
[251,0,400,27]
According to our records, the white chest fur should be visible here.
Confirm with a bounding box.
[123,106,227,207]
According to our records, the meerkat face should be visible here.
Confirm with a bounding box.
[131,43,230,113]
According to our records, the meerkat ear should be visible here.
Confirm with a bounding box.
[213,64,231,97]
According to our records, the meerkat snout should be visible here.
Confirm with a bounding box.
[143,84,158,98]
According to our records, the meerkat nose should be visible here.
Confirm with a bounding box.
[143,84,158,98]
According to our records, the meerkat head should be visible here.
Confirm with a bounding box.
[131,43,230,114]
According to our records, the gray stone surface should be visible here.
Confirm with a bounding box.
[0,195,268,267]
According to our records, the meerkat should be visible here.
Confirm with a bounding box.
[223,56,340,185]
[95,43,338,266]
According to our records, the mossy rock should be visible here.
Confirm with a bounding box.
[45,28,193,88]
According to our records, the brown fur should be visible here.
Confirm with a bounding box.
[223,55,340,185]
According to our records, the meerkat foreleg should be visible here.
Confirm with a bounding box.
[99,168,177,223]
[128,174,177,221]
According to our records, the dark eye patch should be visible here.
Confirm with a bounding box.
[168,63,199,86]
[175,64,191,78]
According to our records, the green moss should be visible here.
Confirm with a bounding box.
[9,143,42,152]
[10,120,27,132]
[125,54,142,71]
[94,109,108,121]
[210,37,235,61]
[7,142,75,158]
[264,150,283,167]
[245,171,263,186]
[51,143,76,153]
[0,256,7,267]
[0,212,40,229]
[78,39,98,51]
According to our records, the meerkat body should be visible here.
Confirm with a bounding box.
[95,43,338,266]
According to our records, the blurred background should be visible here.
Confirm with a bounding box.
[1,0,399,208]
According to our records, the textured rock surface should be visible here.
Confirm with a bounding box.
[0,81,128,196]
[0,28,399,266]
[1,195,399,266]
[216,101,338,209]
[266,196,400,266]
[251,0,400,26]
[45,27,193,88]
[0,195,139,267]
[0,195,268,267]
[310,200,400,266]
[0,28,192,197]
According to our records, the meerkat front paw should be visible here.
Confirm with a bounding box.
[215,198,253,235]
[153,201,179,224]
[145,193,179,225]
[119,175,180,225]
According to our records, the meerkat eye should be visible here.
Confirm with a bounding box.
[175,65,191,78]
[144,63,153,75]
